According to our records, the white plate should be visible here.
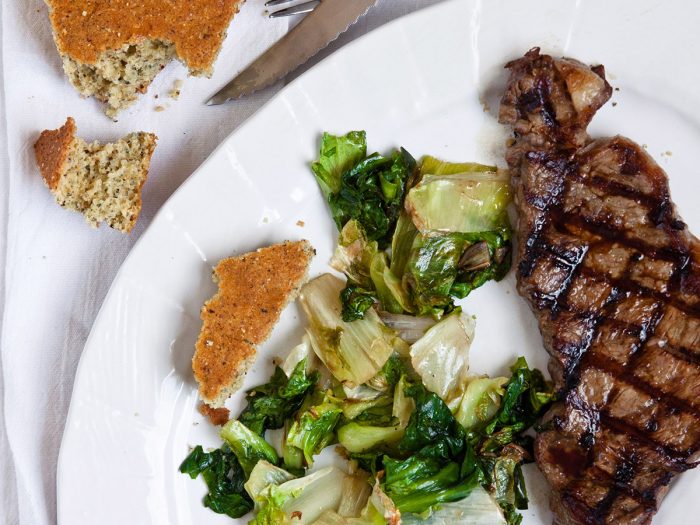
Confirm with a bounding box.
[57,0,700,523]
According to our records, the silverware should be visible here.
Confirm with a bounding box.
[268,1,320,18]
[206,0,378,105]
[266,0,320,17]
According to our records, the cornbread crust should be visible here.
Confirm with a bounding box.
[34,117,157,232]
[198,403,230,426]
[45,0,245,74]
[34,116,77,191]
[193,241,315,408]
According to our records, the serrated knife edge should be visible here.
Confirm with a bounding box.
[206,0,378,105]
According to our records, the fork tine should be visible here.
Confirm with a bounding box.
[265,0,295,7]
[268,0,319,17]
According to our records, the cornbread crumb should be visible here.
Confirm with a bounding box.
[34,117,157,233]
[45,0,245,117]
[192,241,315,408]
[155,105,165,112]
[296,220,305,227]
[169,79,184,100]
[198,403,230,426]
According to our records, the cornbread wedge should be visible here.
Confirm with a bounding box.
[34,117,157,233]
[193,241,315,408]
[44,0,245,118]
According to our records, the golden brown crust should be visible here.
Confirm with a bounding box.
[46,0,245,74]
[33,117,76,190]
[193,240,315,407]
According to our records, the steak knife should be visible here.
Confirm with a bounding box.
[206,0,378,105]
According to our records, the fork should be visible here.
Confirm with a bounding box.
[266,0,321,18]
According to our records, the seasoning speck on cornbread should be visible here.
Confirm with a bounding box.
[193,241,315,408]
[34,117,157,233]
[45,0,245,118]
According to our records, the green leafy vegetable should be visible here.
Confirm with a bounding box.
[340,284,375,322]
[220,420,279,477]
[399,382,465,458]
[409,312,474,405]
[401,486,506,525]
[299,273,408,385]
[340,383,392,420]
[389,210,420,280]
[454,376,508,431]
[244,460,296,504]
[378,311,437,344]
[286,393,343,467]
[332,219,378,290]
[365,352,410,392]
[312,132,417,248]
[370,251,409,314]
[450,230,512,300]
[384,452,482,515]
[337,472,373,518]
[405,234,466,316]
[398,157,513,315]
[239,359,318,436]
[392,376,415,428]
[337,422,404,453]
[250,466,347,525]
[179,445,253,518]
[405,168,511,234]
[314,477,399,524]
[333,220,408,321]
[311,131,367,198]
[480,357,555,453]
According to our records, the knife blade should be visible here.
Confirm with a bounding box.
[206,0,378,105]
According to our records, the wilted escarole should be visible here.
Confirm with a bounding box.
[311,132,513,320]
[311,130,417,248]
[298,273,408,385]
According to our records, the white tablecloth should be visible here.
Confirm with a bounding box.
[0,0,442,522]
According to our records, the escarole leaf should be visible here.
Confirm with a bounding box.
[378,311,437,344]
[239,359,318,436]
[245,460,296,504]
[220,420,279,477]
[454,376,508,431]
[401,486,506,525]
[331,219,378,290]
[311,131,367,198]
[313,479,399,524]
[179,444,253,518]
[337,472,373,518]
[333,220,409,321]
[419,155,497,178]
[340,284,376,322]
[250,466,347,525]
[480,357,555,454]
[399,157,514,313]
[389,210,419,279]
[285,391,343,467]
[338,422,405,453]
[409,312,474,405]
[405,234,466,316]
[400,382,465,458]
[385,457,479,514]
[299,273,408,385]
[405,163,510,234]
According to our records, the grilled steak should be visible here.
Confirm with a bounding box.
[499,48,700,525]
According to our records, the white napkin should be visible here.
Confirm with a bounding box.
[0,0,442,523]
